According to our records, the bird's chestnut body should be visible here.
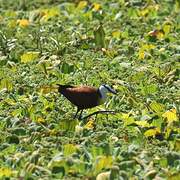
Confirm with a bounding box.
[57,84,116,119]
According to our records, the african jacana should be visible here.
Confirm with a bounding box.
[57,84,116,119]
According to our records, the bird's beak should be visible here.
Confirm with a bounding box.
[112,90,117,94]
[110,89,117,95]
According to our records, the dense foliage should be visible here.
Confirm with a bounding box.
[0,0,179,179]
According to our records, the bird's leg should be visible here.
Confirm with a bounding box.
[78,110,83,120]
[74,108,80,119]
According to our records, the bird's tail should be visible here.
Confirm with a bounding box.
[57,84,74,93]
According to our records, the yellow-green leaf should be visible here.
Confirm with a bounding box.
[112,30,121,39]
[92,3,101,11]
[163,24,171,35]
[144,128,160,137]
[36,117,46,124]
[0,15,3,22]
[139,8,149,17]
[121,113,129,119]
[135,120,150,127]
[149,101,165,113]
[4,98,16,106]
[0,167,13,178]
[143,44,156,50]
[138,50,145,59]
[21,52,39,63]
[175,0,180,12]
[165,127,172,139]
[142,84,158,95]
[17,19,30,27]
[0,79,13,91]
[63,144,78,157]
[138,44,155,60]
[77,1,88,10]
[84,119,95,129]
[121,113,135,126]
[94,156,113,174]
[8,20,17,28]
[162,109,178,123]
[38,85,58,94]
[40,7,60,22]
[168,172,180,180]
[174,139,180,152]
[4,10,17,18]
[59,119,78,132]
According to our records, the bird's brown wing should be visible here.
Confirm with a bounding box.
[61,86,100,109]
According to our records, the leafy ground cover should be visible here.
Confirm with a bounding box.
[0,0,180,179]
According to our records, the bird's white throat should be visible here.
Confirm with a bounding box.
[99,84,116,103]
[99,85,109,101]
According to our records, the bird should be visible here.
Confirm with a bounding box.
[57,84,117,119]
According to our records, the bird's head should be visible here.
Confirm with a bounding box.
[99,84,117,96]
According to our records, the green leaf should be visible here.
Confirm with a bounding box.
[91,146,104,159]
[159,157,168,168]
[0,56,7,66]
[94,24,106,48]
[141,84,158,95]
[119,160,135,170]
[52,166,65,175]
[6,134,19,144]
[175,0,180,12]
[11,127,26,136]
[166,151,180,166]
[11,108,23,117]
[61,62,75,74]
[131,72,145,82]
[151,118,163,129]
[48,153,66,175]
